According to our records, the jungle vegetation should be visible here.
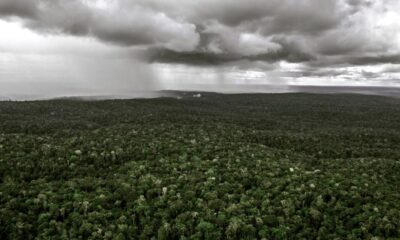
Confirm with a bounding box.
[0,92,399,239]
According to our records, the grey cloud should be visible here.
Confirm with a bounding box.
[361,71,381,79]
[147,48,232,65]
[0,0,38,18]
[131,0,281,26]
[304,53,400,72]
[25,1,92,36]
[138,0,343,32]
[260,37,315,62]
[148,41,314,66]
[346,0,374,9]
[382,65,400,73]
[299,69,349,78]
[259,0,342,35]
[0,0,200,52]
[311,54,400,68]
[0,0,399,67]
[348,54,400,66]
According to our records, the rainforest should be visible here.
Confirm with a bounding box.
[0,92,399,239]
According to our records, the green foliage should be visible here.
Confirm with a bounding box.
[0,93,400,239]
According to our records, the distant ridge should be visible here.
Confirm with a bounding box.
[1,85,400,101]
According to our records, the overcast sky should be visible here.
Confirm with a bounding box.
[1,0,400,97]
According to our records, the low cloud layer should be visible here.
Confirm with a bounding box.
[1,0,400,91]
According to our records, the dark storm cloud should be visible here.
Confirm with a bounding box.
[148,41,314,66]
[0,0,38,18]
[0,0,399,69]
[348,54,400,65]
[0,0,200,51]
[307,54,400,70]
[147,49,235,66]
